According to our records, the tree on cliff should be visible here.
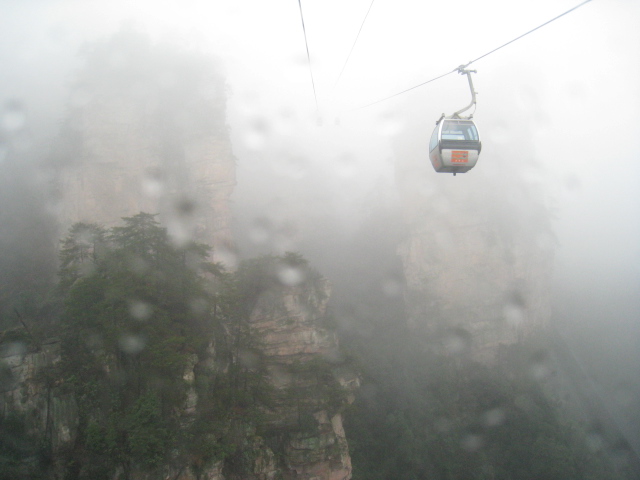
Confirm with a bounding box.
[56,213,221,479]
[44,215,347,479]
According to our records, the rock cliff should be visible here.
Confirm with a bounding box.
[53,28,236,265]
[0,261,357,480]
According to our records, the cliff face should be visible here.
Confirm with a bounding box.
[0,269,357,480]
[55,29,236,265]
[394,130,554,362]
[247,276,356,480]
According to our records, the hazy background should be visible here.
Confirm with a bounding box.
[1,0,639,430]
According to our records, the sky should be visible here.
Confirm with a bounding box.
[1,0,639,377]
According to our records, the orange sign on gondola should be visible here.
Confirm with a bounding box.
[451,151,469,163]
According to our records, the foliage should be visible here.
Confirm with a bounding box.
[38,217,343,479]
[0,412,49,480]
[53,213,220,478]
[343,323,619,480]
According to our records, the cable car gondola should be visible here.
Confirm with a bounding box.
[429,68,481,175]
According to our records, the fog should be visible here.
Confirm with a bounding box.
[1,0,639,466]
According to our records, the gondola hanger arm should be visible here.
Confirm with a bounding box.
[451,67,477,119]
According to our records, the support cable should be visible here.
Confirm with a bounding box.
[461,0,593,69]
[297,0,320,114]
[334,0,376,89]
[355,0,593,110]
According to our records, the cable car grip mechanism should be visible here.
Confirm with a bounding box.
[451,67,478,119]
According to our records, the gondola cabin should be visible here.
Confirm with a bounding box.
[429,118,481,175]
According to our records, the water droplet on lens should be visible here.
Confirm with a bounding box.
[503,291,526,327]
[0,341,27,357]
[129,300,152,321]
[167,198,197,247]
[442,327,471,355]
[216,243,238,270]
[268,364,292,387]
[142,167,165,198]
[238,348,260,370]
[529,349,550,379]
[482,407,506,427]
[244,117,269,151]
[249,217,271,245]
[118,334,146,354]
[277,266,305,286]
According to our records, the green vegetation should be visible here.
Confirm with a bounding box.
[0,213,345,479]
[343,321,617,480]
[0,210,622,479]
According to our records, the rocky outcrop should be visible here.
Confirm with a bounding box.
[246,276,357,480]
[0,336,77,473]
[0,269,357,480]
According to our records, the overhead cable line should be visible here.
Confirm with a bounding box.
[297,0,320,114]
[460,0,593,69]
[356,0,594,110]
[334,0,376,89]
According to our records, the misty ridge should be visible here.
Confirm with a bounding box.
[0,20,638,480]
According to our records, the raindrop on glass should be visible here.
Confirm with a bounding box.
[277,265,305,287]
[249,217,272,245]
[529,349,550,380]
[482,407,506,427]
[268,364,292,387]
[142,167,165,198]
[238,348,260,370]
[216,244,238,271]
[503,291,526,327]
[129,300,152,321]
[442,327,471,355]
[167,198,197,247]
[244,117,269,151]
[0,341,27,358]
[118,334,147,355]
